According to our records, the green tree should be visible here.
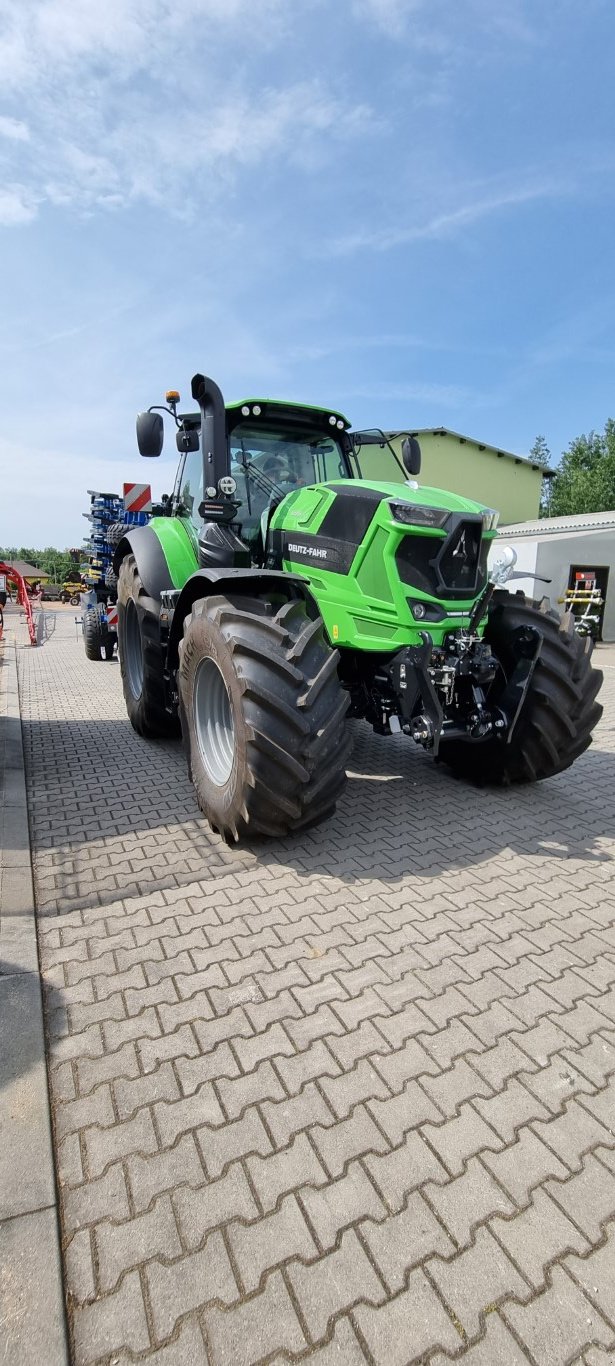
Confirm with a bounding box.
[530,435,553,516]
[0,545,82,584]
[548,419,615,518]
[38,547,79,582]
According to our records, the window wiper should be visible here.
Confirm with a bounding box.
[239,455,290,500]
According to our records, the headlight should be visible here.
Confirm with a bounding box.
[389,500,449,529]
[481,508,499,532]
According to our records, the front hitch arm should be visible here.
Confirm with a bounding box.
[387,633,445,755]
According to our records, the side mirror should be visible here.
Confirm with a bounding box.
[176,428,199,453]
[401,435,421,477]
[136,411,164,458]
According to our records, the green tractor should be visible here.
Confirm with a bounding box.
[113,375,603,841]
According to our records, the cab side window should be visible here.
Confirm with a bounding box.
[179,449,204,529]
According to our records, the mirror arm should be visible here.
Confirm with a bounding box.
[354,428,406,479]
[147,404,181,429]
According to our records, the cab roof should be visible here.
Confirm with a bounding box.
[226,398,351,431]
[176,398,351,434]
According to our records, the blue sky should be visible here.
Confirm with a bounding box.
[1,0,614,547]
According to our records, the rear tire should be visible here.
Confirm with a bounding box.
[117,555,179,737]
[106,521,129,547]
[83,605,105,661]
[439,591,603,784]
[178,594,351,840]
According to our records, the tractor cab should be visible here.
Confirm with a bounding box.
[226,402,355,556]
[136,382,357,563]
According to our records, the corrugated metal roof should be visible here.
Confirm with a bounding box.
[503,510,615,537]
[384,427,556,476]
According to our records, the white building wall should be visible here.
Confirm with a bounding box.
[500,527,615,642]
[535,531,615,642]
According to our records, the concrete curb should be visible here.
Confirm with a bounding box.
[0,633,69,1365]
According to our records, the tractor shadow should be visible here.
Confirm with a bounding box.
[14,714,615,917]
[254,720,615,883]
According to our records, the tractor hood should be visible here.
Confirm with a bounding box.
[270,479,498,542]
[330,479,495,519]
[267,476,500,653]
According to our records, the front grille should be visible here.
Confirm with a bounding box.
[395,517,488,600]
[438,520,483,592]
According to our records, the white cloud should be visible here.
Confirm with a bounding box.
[331,178,573,255]
[0,0,287,88]
[330,138,615,257]
[29,81,378,217]
[0,0,379,225]
[172,84,378,170]
[469,0,537,46]
[0,184,38,226]
[354,0,423,38]
[0,115,29,141]
[354,0,538,45]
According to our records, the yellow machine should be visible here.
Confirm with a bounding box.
[558,585,604,640]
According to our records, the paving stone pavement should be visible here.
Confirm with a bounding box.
[15,607,615,1365]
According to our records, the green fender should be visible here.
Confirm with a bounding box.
[113,518,198,596]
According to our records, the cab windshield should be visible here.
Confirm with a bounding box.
[229,423,351,551]
[231,424,350,489]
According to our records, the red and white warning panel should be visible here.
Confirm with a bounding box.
[123,482,152,513]
[107,605,119,629]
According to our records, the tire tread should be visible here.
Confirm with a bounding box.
[117,555,179,738]
[179,593,350,839]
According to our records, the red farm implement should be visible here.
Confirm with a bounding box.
[0,562,38,645]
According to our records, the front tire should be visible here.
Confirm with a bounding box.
[178,594,351,840]
[117,555,179,737]
[439,591,603,784]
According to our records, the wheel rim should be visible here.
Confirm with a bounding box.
[194,657,236,786]
[124,599,143,699]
